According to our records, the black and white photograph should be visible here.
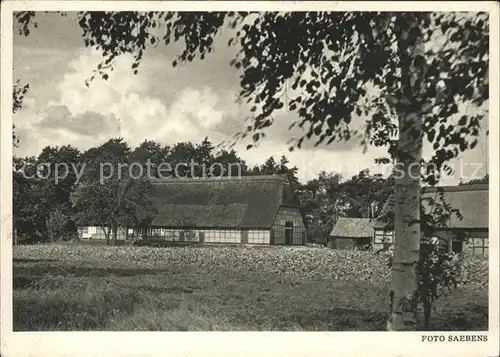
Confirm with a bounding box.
[1,2,499,357]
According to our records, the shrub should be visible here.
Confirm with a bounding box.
[417,238,462,328]
[46,209,70,242]
[306,224,329,246]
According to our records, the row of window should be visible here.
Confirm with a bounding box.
[204,230,240,243]
[468,238,489,247]
[372,233,489,251]
[79,226,306,245]
[464,237,488,255]
[248,230,271,244]
[143,228,273,244]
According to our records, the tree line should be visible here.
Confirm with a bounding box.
[13,137,406,245]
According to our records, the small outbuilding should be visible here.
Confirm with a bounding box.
[328,217,375,250]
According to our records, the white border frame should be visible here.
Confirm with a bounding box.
[1,2,499,357]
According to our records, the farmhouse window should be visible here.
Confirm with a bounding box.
[468,237,488,254]
[374,230,393,244]
[248,229,270,244]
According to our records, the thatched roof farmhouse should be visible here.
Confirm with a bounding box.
[149,175,301,229]
[79,175,307,245]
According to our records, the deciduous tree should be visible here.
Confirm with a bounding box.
[342,169,392,219]
[72,138,156,245]
[130,140,170,178]
[212,148,249,177]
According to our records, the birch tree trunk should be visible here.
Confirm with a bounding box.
[387,16,426,331]
[387,112,423,331]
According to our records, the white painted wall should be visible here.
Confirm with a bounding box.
[79,226,133,239]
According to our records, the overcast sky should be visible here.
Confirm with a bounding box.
[13,12,489,184]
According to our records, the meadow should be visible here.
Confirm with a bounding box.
[13,243,488,331]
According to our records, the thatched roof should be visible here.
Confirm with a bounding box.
[374,184,488,230]
[149,175,300,229]
[329,217,375,238]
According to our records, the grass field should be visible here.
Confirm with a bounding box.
[12,243,489,331]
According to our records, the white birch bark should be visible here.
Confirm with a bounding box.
[387,112,423,331]
[387,17,426,331]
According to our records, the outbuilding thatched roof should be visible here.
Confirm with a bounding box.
[329,217,375,238]
[149,175,301,229]
[374,184,488,230]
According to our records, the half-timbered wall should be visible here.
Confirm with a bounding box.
[142,227,271,244]
[79,215,305,246]
[271,206,306,245]
[372,228,489,255]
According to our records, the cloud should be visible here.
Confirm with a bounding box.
[15,47,245,155]
[230,139,390,182]
[37,48,239,149]
[45,48,167,146]
[151,87,240,144]
[36,105,121,137]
